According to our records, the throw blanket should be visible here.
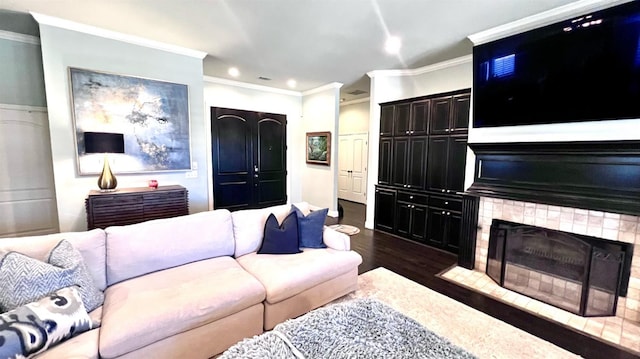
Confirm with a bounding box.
[221,298,476,359]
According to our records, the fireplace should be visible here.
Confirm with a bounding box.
[486,219,633,317]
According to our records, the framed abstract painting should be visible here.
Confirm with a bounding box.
[69,67,191,174]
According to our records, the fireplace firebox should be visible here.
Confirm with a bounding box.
[487,219,634,317]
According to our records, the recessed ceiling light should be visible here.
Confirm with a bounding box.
[385,36,401,54]
[228,67,240,77]
[287,79,297,88]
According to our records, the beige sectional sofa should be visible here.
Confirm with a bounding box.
[0,202,362,359]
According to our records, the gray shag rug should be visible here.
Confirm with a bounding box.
[220,298,476,358]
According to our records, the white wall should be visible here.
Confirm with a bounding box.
[301,83,342,214]
[339,99,369,135]
[364,58,473,229]
[203,77,303,207]
[38,20,207,232]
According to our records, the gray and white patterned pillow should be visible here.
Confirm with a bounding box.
[0,286,92,359]
[0,240,104,313]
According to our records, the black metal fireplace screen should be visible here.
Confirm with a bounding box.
[487,219,634,317]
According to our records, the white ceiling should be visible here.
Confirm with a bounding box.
[1,0,580,100]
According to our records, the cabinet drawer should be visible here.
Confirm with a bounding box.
[397,191,428,205]
[90,194,143,207]
[429,196,462,212]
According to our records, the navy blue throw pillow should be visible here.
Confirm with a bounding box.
[258,212,301,254]
[292,205,328,249]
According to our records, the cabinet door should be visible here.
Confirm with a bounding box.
[406,137,428,190]
[427,136,448,192]
[391,137,409,187]
[427,207,447,246]
[378,138,393,185]
[410,204,428,242]
[430,97,451,135]
[395,202,412,237]
[410,100,430,135]
[446,212,462,252]
[374,188,396,232]
[393,103,411,136]
[450,94,470,134]
[380,105,394,136]
[447,136,468,192]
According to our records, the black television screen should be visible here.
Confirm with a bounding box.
[473,1,640,128]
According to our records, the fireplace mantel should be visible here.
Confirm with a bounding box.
[467,140,640,216]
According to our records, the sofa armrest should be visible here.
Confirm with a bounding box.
[322,226,350,251]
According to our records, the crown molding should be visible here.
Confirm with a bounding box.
[340,97,370,106]
[367,55,472,79]
[203,75,302,96]
[468,0,631,45]
[0,30,40,45]
[302,82,344,96]
[30,12,207,59]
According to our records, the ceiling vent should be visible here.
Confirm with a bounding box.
[346,89,367,95]
[258,76,272,81]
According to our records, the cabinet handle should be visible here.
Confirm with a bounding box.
[407,185,411,188]
[445,129,450,132]
[441,189,445,193]
[409,196,413,199]
[410,131,414,134]
[445,201,449,205]
[380,132,383,135]
[441,211,446,214]
[447,212,451,215]
[406,131,409,134]
[446,189,451,193]
[403,185,407,188]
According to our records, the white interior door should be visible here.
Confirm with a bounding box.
[338,133,368,204]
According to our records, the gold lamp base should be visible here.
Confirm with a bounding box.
[98,156,118,192]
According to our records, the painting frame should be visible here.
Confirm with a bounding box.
[306,131,331,166]
[69,67,192,175]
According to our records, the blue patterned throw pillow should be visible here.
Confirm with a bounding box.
[0,286,92,359]
[291,205,328,249]
[258,212,301,254]
[0,240,104,313]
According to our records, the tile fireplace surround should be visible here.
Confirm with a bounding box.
[443,196,640,353]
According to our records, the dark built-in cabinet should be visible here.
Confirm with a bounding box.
[374,89,470,254]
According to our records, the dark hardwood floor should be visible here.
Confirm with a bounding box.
[336,199,638,359]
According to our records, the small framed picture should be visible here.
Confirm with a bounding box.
[306,131,331,165]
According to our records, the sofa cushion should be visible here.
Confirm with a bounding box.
[0,240,103,312]
[232,202,311,257]
[0,286,92,359]
[236,248,363,303]
[0,229,107,291]
[99,256,266,358]
[292,205,327,249]
[105,210,234,285]
[33,329,99,359]
[258,212,301,255]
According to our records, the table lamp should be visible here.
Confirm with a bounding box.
[83,132,125,191]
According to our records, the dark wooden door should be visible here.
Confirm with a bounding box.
[395,201,412,237]
[393,103,411,136]
[407,137,428,190]
[211,107,286,210]
[374,187,396,232]
[380,105,394,136]
[446,212,462,252]
[378,137,393,185]
[410,204,428,242]
[427,136,448,192]
[430,97,451,135]
[410,100,430,136]
[391,137,409,188]
[450,94,470,134]
[447,136,468,192]
[427,207,447,247]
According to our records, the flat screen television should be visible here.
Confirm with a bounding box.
[473,1,640,128]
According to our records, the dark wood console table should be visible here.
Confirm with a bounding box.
[85,185,189,230]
